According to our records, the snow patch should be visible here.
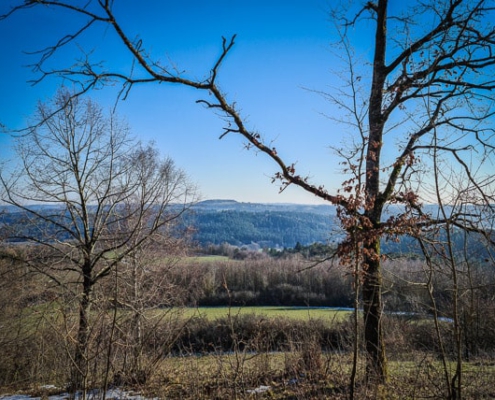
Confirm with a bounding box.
[0,388,158,400]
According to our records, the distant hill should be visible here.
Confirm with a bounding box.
[2,200,494,259]
[184,200,340,248]
[191,199,337,215]
[0,200,340,249]
[185,201,495,259]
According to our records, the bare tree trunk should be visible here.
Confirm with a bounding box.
[132,256,143,374]
[349,235,361,399]
[362,0,388,384]
[362,239,387,384]
[71,262,92,398]
[419,237,452,399]
[442,223,462,399]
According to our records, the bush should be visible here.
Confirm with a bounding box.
[172,314,348,355]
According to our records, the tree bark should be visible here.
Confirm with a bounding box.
[362,0,388,383]
[71,261,92,395]
[362,238,387,384]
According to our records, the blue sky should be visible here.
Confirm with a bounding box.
[0,1,363,204]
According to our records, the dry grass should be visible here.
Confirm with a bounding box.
[136,352,495,399]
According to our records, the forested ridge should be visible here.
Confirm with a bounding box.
[3,200,494,258]
[184,209,338,247]
[0,200,339,248]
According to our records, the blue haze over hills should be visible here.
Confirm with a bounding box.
[1,200,494,259]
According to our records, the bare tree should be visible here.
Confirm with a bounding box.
[2,0,495,385]
[0,90,195,395]
[104,195,192,389]
[413,128,495,398]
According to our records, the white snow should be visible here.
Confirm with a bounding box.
[0,388,158,400]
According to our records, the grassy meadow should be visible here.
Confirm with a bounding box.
[186,305,352,322]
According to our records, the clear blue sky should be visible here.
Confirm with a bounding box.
[0,1,361,204]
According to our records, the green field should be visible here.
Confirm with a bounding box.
[177,255,232,263]
[185,306,352,322]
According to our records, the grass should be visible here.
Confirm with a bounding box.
[147,350,352,399]
[178,255,232,263]
[4,302,495,399]
[144,351,495,399]
[184,305,352,322]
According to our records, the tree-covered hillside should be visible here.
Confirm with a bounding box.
[3,201,494,258]
[185,209,339,248]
